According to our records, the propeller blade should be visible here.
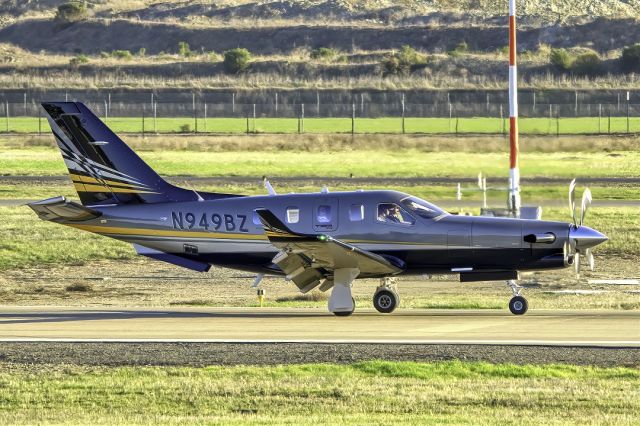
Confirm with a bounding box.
[569,179,577,226]
[586,248,595,271]
[580,187,592,226]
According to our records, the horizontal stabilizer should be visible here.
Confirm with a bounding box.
[133,244,211,272]
[28,196,101,222]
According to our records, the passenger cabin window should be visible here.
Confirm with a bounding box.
[286,207,300,224]
[377,203,415,225]
[317,205,332,223]
[349,204,364,221]
[252,210,262,225]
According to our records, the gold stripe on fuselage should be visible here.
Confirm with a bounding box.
[73,182,159,194]
[69,224,269,240]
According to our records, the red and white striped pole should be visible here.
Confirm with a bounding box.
[508,0,521,214]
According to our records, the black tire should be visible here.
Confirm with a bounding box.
[509,296,528,315]
[373,290,399,314]
[333,298,355,317]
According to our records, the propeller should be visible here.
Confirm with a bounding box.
[567,179,596,277]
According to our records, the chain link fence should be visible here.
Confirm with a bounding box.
[2,94,640,135]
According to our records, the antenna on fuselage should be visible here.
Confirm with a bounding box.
[186,182,204,202]
[263,176,277,196]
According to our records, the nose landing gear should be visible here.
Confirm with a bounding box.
[507,280,528,315]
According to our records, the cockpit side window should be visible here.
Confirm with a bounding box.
[376,203,415,225]
[400,196,447,220]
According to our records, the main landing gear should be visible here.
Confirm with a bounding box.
[373,278,400,314]
[507,280,528,315]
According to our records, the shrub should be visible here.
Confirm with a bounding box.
[223,48,251,74]
[179,123,191,132]
[550,48,574,71]
[137,47,146,57]
[621,44,640,72]
[310,47,338,61]
[55,2,88,22]
[382,45,427,76]
[111,50,132,60]
[178,41,192,57]
[448,41,469,57]
[69,54,89,67]
[571,51,601,75]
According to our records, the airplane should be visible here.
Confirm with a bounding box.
[29,102,608,316]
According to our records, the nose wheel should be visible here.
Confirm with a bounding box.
[507,280,528,315]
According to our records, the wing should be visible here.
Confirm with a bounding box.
[256,209,403,292]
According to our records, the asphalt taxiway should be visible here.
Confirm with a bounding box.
[0,307,638,346]
[1,307,638,366]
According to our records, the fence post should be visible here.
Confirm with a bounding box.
[316,91,320,117]
[253,103,256,133]
[401,93,405,134]
[23,92,26,116]
[246,115,249,134]
[486,93,489,114]
[626,91,630,133]
[232,93,235,114]
[38,105,42,135]
[351,103,356,135]
[449,103,453,132]
[104,100,108,123]
[360,93,364,116]
[608,110,611,134]
[300,103,304,133]
[275,92,278,117]
[153,101,157,133]
[108,93,111,112]
[574,90,578,116]
[142,104,145,137]
[548,103,552,134]
[5,101,9,133]
[500,104,504,134]
[194,100,198,134]
[598,103,602,134]
[533,92,536,111]
[203,103,207,133]
[556,105,560,136]
[455,116,459,134]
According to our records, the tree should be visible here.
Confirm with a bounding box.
[382,45,427,76]
[223,48,251,74]
[571,52,601,76]
[178,42,192,57]
[550,48,573,71]
[55,2,88,23]
[621,44,640,72]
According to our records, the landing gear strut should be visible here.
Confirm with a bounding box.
[507,280,528,315]
[373,277,400,314]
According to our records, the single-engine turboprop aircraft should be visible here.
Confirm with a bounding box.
[29,102,608,316]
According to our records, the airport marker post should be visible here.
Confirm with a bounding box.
[507,0,521,215]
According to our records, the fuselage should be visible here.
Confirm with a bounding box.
[70,190,575,278]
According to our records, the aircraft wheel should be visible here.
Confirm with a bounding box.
[373,289,399,314]
[509,296,528,315]
[333,298,355,317]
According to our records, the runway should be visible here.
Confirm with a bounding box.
[1,307,638,346]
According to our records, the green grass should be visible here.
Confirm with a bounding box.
[0,361,637,424]
[4,116,640,135]
[3,147,640,178]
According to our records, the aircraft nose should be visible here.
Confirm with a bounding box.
[569,225,608,250]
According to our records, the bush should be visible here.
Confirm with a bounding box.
[621,44,640,72]
[571,52,601,75]
[550,48,574,71]
[382,45,427,76]
[310,47,338,61]
[69,54,89,68]
[111,50,132,60]
[137,47,146,57]
[448,41,469,57]
[223,48,251,74]
[179,123,191,133]
[178,41,192,57]
[55,2,88,22]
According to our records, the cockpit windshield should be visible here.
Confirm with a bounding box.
[400,196,447,220]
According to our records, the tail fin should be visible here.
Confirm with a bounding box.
[42,102,197,206]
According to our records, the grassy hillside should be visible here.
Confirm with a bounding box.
[0,0,639,89]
